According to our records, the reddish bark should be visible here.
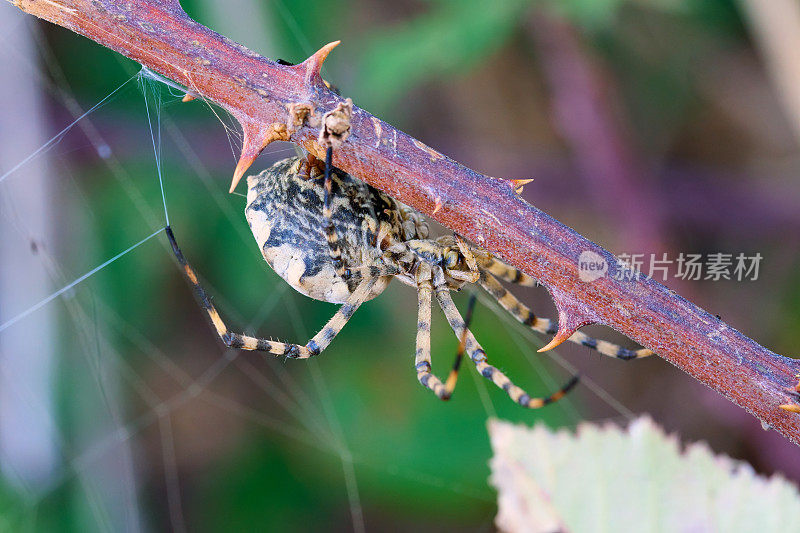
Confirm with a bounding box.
[14,0,800,443]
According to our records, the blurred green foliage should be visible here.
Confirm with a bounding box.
[3,0,798,530]
[354,0,744,115]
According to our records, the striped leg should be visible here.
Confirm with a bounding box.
[167,226,376,358]
[479,271,653,360]
[476,254,539,287]
[448,235,479,283]
[322,146,349,280]
[433,268,579,408]
[414,264,476,400]
[414,264,449,398]
[442,294,477,397]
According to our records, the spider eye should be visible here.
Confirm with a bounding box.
[444,250,459,268]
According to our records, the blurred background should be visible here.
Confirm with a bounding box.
[1,0,799,530]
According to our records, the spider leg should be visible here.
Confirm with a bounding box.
[413,265,476,400]
[475,254,538,287]
[442,294,477,397]
[433,267,579,408]
[398,204,429,240]
[453,235,480,283]
[478,270,653,360]
[166,226,380,359]
[296,152,325,179]
[322,145,350,280]
[414,264,449,398]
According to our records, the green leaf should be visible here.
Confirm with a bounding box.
[357,0,530,111]
[488,416,800,532]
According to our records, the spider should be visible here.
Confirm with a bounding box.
[166,148,652,408]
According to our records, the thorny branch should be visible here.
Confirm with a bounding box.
[14,0,800,443]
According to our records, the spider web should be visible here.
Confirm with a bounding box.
[0,4,639,531]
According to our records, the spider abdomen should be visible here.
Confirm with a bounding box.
[245,157,406,304]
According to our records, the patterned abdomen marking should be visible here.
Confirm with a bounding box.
[245,157,404,304]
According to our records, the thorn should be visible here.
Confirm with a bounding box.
[432,196,443,215]
[509,178,533,195]
[537,302,591,353]
[539,289,597,353]
[182,93,196,102]
[230,122,264,193]
[231,159,254,194]
[537,327,573,353]
[779,404,800,414]
[302,41,341,84]
[229,121,289,193]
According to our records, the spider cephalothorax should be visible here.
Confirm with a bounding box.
[167,152,653,408]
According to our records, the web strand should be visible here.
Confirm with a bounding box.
[0,4,649,529]
[140,69,171,226]
[0,11,369,525]
[159,414,187,533]
[0,227,164,333]
[0,74,135,185]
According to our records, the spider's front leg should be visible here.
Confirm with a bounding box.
[478,270,653,360]
[322,146,350,281]
[475,253,539,287]
[413,263,477,401]
[166,226,379,359]
[447,235,480,283]
[414,263,453,399]
[433,267,579,408]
